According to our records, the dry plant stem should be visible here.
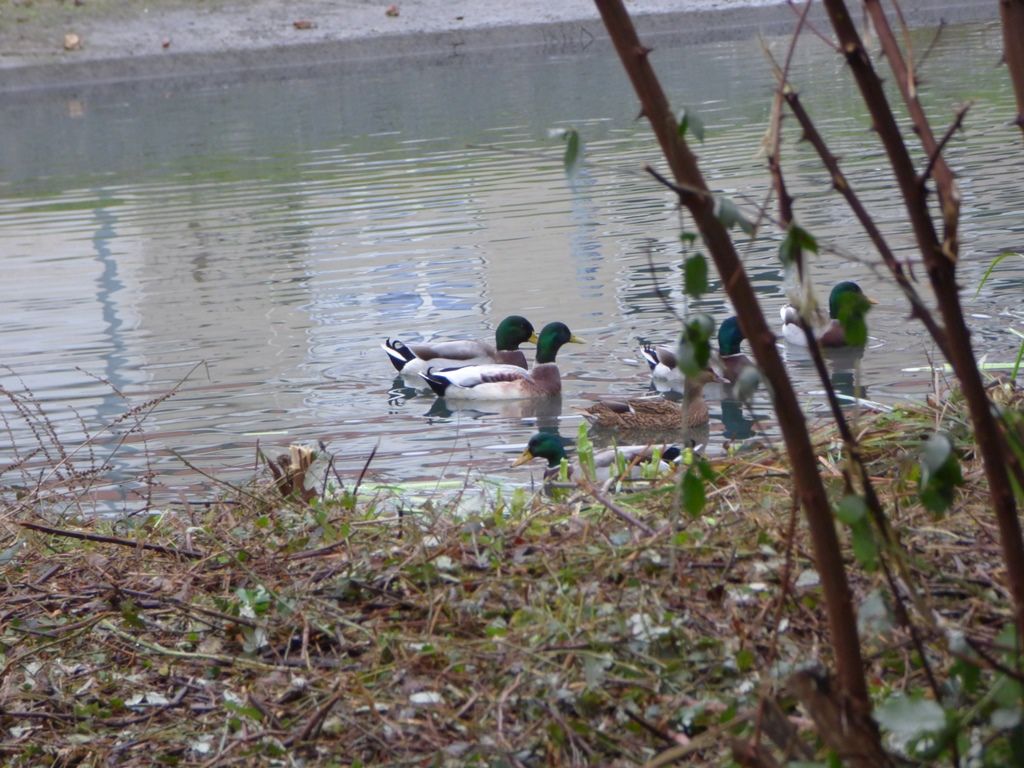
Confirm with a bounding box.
[786,0,839,51]
[290,686,345,745]
[579,478,656,536]
[18,520,203,560]
[763,7,891,544]
[765,0,812,233]
[753,496,801,757]
[1001,0,1024,135]
[823,0,1024,637]
[863,0,960,256]
[594,0,870,710]
[13,360,204,513]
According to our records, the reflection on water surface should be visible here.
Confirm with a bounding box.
[2,21,1022,508]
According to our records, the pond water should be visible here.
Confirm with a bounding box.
[2,20,1023,510]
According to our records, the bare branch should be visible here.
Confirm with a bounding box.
[782,89,950,359]
[1000,0,1024,137]
[919,102,971,187]
[595,0,871,712]
[825,0,1024,641]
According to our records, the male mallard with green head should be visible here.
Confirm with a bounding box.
[716,316,755,384]
[511,431,680,481]
[642,315,753,388]
[383,315,538,378]
[780,281,875,347]
[420,321,583,400]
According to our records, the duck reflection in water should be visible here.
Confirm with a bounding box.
[783,341,869,407]
[388,377,423,407]
[423,394,564,432]
[719,398,757,441]
[826,347,869,405]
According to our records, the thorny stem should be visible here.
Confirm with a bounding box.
[769,31,951,715]
[1000,0,1024,137]
[919,104,971,188]
[764,2,890,547]
[594,0,871,712]
[782,89,950,359]
[767,5,942,730]
[864,0,961,257]
[823,0,1024,641]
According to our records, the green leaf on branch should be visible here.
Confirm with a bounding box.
[684,254,708,298]
[713,196,754,236]
[950,657,980,694]
[779,224,818,267]
[918,433,964,515]
[836,494,867,525]
[695,455,716,482]
[676,313,716,376]
[682,468,705,517]
[576,422,596,481]
[677,106,705,143]
[836,290,872,347]
[850,518,878,572]
[875,693,947,750]
[857,589,894,636]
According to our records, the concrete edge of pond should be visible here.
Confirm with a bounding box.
[0,0,1001,94]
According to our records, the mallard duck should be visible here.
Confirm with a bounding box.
[419,321,583,400]
[511,431,680,481]
[640,343,683,390]
[642,316,753,388]
[581,369,717,431]
[716,316,755,384]
[780,281,874,347]
[383,315,538,378]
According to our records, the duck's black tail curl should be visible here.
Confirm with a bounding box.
[640,344,660,371]
[419,368,449,398]
[661,446,682,463]
[382,338,416,372]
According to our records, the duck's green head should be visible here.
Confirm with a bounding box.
[535,322,585,364]
[511,432,567,468]
[495,315,538,350]
[828,281,874,319]
[718,316,745,356]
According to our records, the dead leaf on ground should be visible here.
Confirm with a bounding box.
[63,33,81,51]
[385,5,400,17]
[293,19,316,30]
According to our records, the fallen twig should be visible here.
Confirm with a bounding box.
[17,521,203,560]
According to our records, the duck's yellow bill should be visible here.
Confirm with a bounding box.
[867,296,879,305]
[511,449,535,467]
[569,334,585,344]
[527,332,540,344]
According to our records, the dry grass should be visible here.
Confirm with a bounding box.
[0,387,1018,766]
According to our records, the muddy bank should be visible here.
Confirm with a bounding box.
[0,0,999,92]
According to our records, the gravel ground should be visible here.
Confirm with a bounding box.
[0,0,999,90]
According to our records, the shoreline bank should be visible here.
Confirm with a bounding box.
[0,0,999,93]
